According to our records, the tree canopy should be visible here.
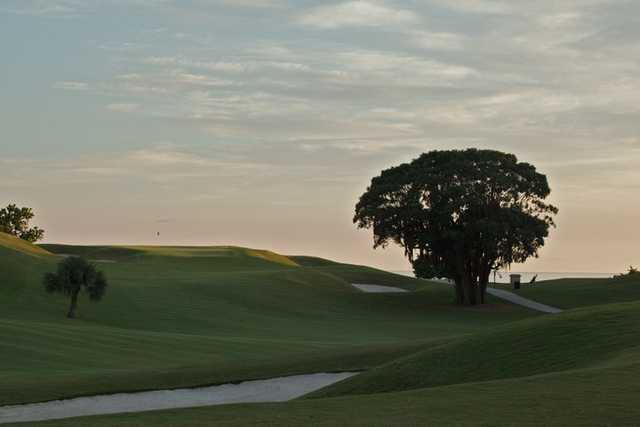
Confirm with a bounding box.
[354,149,558,305]
[43,257,108,318]
[0,204,45,242]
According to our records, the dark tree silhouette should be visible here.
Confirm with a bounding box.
[0,204,45,242]
[615,266,639,278]
[43,257,108,318]
[354,149,558,306]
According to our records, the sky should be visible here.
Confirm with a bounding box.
[1,0,639,273]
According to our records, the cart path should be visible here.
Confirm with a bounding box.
[485,287,563,314]
[352,283,563,314]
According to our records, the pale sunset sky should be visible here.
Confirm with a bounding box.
[1,0,639,273]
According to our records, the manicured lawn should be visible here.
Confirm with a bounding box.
[499,275,640,309]
[12,362,640,427]
[5,232,640,426]
[0,234,530,406]
[311,301,640,397]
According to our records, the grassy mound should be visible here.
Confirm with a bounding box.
[17,360,640,427]
[0,232,55,294]
[3,233,639,426]
[509,276,640,309]
[40,244,300,270]
[1,232,52,257]
[0,239,529,405]
[312,301,640,398]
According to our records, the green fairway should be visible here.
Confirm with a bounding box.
[11,354,640,427]
[310,301,640,397]
[11,301,640,427]
[4,231,640,426]
[0,233,530,406]
[498,275,640,309]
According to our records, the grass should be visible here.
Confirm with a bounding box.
[4,231,640,426]
[498,275,640,309]
[12,302,640,427]
[0,233,51,257]
[12,355,640,426]
[310,301,640,398]
[0,233,530,406]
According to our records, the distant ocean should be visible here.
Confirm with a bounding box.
[393,271,615,283]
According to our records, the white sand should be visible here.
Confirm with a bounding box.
[0,372,357,424]
[352,284,409,293]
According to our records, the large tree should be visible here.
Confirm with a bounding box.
[354,149,558,305]
[43,257,108,318]
[0,204,45,242]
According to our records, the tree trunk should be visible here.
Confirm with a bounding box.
[478,262,492,304]
[463,274,478,306]
[67,289,79,319]
[479,271,488,304]
[454,279,465,305]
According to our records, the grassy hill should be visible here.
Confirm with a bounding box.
[504,275,640,309]
[310,301,640,397]
[19,301,640,427]
[18,361,640,427]
[0,233,530,406]
[3,232,640,425]
[0,233,54,294]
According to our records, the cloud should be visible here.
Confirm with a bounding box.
[427,0,511,15]
[215,0,283,7]
[106,103,141,113]
[142,56,310,74]
[410,30,467,51]
[298,1,419,29]
[421,89,584,126]
[1,0,85,17]
[53,81,89,91]
[71,167,128,176]
[127,145,210,166]
[622,137,640,149]
[335,50,478,86]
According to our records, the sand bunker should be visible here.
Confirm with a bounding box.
[352,284,409,293]
[0,372,356,424]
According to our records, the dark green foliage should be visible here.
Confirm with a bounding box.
[43,257,108,318]
[354,149,557,305]
[0,204,45,242]
[614,265,639,278]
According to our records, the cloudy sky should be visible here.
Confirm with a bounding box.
[1,0,639,273]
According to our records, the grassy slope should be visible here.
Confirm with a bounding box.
[505,275,640,309]
[18,302,640,427]
[0,235,530,405]
[311,301,640,397]
[4,234,640,426]
[15,363,640,427]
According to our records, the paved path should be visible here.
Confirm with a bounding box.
[0,372,357,424]
[352,283,563,314]
[486,287,563,314]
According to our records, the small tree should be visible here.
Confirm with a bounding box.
[43,257,108,318]
[0,204,45,242]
